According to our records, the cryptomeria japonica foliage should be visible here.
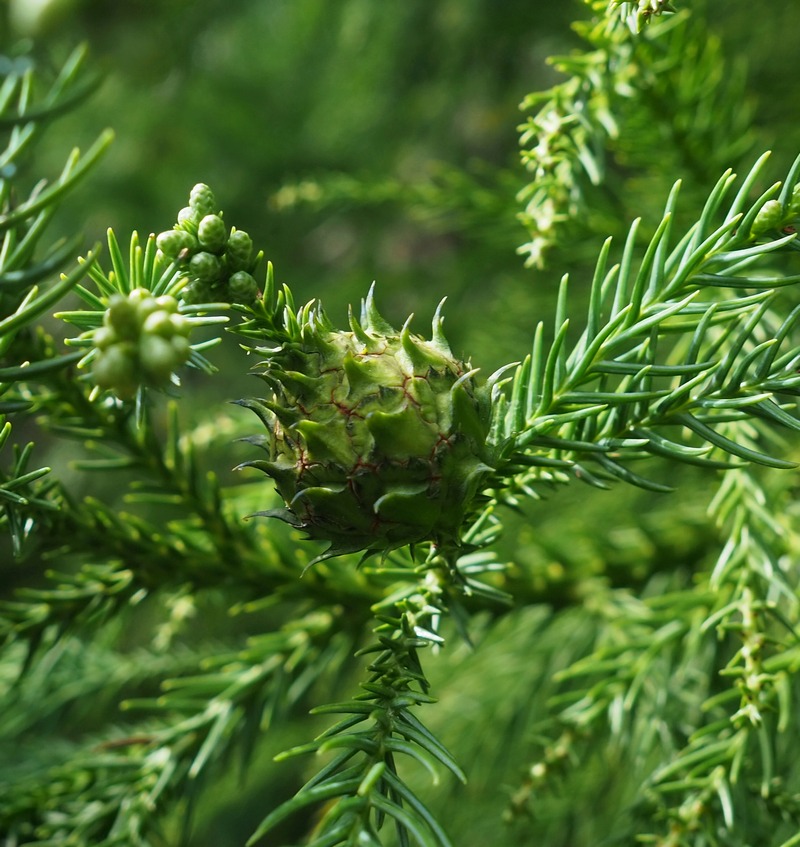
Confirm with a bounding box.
[3,3,800,847]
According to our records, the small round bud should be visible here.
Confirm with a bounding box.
[177,206,200,233]
[92,344,137,398]
[226,229,253,270]
[529,762,547,781]
[142,310,175,338]
[155,295,179,313]
[134,295,160,324]
[189,183,216,217]
[157,229,197,259]
[752,200,783,235]
[229,270,258,303]
[169,313,191,336]
[128,288,152,304]
[170,335,192,363]
[93,326,117,350]
[190,251,222,283]
[139,334,181,382]
[197,214,228,253]
[106,294,139,339]
[180,281,212,305]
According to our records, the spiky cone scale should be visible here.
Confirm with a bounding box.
[237,289,495,562]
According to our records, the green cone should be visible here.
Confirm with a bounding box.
[237,286,496,562]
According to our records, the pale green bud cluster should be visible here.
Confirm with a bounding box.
[156,183,259,305]
[91,289,192,399]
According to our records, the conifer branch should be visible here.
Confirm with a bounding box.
[253,554,475,847]
[0,608,354,846]
[517,2,750,267]
[635,432,800,843]
[498,153,800,496]
[269,163,521,253]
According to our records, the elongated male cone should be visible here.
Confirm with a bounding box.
[238,288,495,561]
